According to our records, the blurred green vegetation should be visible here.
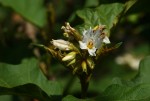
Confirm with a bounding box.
[0,0,149,101]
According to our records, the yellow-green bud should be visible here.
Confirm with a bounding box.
[67,59,76,66]
[81,61,87,73]
[73,67,78,75]
[63,32,69,37]
[86,58,95,70]
[62,52,76,61]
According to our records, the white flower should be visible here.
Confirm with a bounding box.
[79,27,110,56]
[51,39,72,51]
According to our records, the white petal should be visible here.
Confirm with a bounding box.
[82,35,88,43]
[82,29,91,42]
[95,38,102,48]
[93,30,101,39]
[88,47,96,56]
[103,36,110,44]
[83,30,87,36]
[79,41,87,49]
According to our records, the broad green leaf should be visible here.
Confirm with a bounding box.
[76,3,124,33]
[0,58,62,101]
[76,0,137,35]
[95,56,150,101]
[0,0,46,27]
[134,56,150,84]
[100,84,150,100]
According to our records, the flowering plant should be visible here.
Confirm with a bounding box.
[1,1,149,101]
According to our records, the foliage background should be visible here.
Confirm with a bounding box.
[0,0,150,101]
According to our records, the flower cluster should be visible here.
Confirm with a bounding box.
[49,23,110,75]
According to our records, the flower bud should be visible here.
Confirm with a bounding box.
[102,36,110,44]
[51,39,73,51]
[93,25,99,31]
[62,22,82,41]
[81,61,87,73]
[67,59,76,66]
[86,58,95,70]
[62,52,76,61]
[63,32,69,37]
[73,67,78,75]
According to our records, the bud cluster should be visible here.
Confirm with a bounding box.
[48,22,110,75]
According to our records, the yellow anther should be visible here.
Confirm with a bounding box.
[87,40,94,49]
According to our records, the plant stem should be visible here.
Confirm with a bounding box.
[79,73,91,99]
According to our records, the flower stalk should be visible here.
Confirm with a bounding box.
[79,73,92,98]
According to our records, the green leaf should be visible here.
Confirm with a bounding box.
[95,56,150,101]
[0,0,46,27]
[0,58,62,101]
[134,56,150,84]
[76,3,124,33]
